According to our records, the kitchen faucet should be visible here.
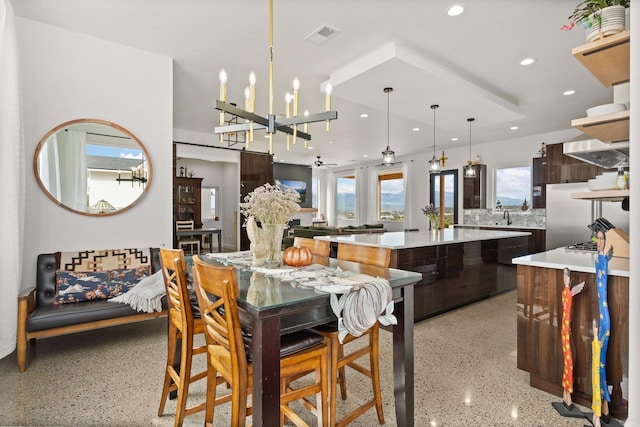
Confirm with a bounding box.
[503,210,512,226]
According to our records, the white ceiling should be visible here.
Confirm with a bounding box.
[14,0,614,167]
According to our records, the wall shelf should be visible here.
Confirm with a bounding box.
[572,30,630,87]
[571,189,629,202]
[571,109,629,142]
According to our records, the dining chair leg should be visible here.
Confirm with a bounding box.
[329,335,339,427]
[337,342,347,400]
[230,378,248,427]
[370,325,384,424]
[158,323,178,416]
[173,332,195,427]
[204,364,218,427]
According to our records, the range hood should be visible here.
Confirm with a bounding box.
[563,137,629,169]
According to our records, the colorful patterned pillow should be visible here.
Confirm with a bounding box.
[53,265,150,304]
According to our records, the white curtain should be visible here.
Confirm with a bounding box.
[326,171,336,226]
[355,166,369,224]
[0,0,25,359]
[58,130,87,211]
[38,133,61,200]
[402,160,415,229]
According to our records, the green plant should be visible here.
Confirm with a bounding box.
[569,0,629,27]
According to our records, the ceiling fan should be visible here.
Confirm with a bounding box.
[313,155,337,167]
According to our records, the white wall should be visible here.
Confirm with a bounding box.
[323,127,579,231]
[17,18,173,290]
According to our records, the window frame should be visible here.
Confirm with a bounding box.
[377,170,404,221]
[494,164,532,210]
[429,169,459,224]
[336,173,356,221]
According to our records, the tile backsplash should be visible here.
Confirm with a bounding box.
[463,208,546,228]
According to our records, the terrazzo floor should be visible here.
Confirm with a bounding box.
[0,290,611,426]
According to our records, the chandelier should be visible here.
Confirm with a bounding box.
[428,104,441,171]
[464,117,476,177]
[214,0,338,154]
[381,87,395,165]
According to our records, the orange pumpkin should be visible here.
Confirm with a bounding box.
[283,245,313,267]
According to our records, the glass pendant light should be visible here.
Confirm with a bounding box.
[381,87,395,165]
[464,117,476,178]
[428,104,441,171]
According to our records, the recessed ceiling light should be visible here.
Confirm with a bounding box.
[451,137,458,141]
[413,127,420,132]
[363,154,368,158]
[520,57,535,66]
[328,141,333,144]
[563,89,576,96]
[307,146,313,149]
[510,126,519,130]
[360,113,368,118]
[447,5,464,16]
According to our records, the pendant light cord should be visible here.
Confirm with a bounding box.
[386,89,390,150]
[431,104,439,157]
[467,117,475,162]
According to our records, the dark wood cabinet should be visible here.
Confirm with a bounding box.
[463,164,487,209]
[174,177,203,227]
[545,143,602,184]
[240,151,274,250]
[532,157,547,209]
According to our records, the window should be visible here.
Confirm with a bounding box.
[495,166,531,209]
[336,175,356,220]
[201,187,218,220]
[429,170,458,225]
[378,171,404,221]
[312,177,319,209]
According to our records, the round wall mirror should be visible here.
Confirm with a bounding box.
[33,118,152,216]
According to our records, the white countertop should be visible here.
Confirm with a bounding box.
[512,247,629,277]
[456,224,546,230]
[314,229,531,250]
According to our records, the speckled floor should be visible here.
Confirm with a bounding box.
[0,290,606,426]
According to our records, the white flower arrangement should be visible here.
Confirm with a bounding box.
[240,183,301,225]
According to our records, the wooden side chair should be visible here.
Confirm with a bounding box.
[316,243,392,427]
[176,220,200,255]
[157,248,210,427]
[192,256,329,427]
[293,237,331,257]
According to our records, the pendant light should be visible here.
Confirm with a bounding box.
[464,117,476,177]
[381,87,395,165]
[428,104,441,171]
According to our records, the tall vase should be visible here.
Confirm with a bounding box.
[262,223,286,267]
[430,216,439,231]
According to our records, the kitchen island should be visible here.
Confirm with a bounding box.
[316,229,531,321]
[513,248,629,419]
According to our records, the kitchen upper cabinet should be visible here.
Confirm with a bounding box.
[463,164,487,209]
[545,143,602,184]
[532,157,546,209]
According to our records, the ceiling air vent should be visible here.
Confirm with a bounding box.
[305,24,340,45]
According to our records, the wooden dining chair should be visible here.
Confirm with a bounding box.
[157,248,210,427]
[293,237,331,257]
[176,220,200,255]
[192,255,329,427]
[316,242,392,427]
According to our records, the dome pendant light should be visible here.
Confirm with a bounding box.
[381,87,395,165]
[428,104,441,171]
[464,117,476,178]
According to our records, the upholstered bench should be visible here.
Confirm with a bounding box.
[17,248,167,372]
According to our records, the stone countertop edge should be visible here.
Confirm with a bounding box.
[314,229,531,250]
[456,224,546,230]
[512,247,629,277]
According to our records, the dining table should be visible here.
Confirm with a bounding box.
[175,227,222,253]
[197,253,421,427]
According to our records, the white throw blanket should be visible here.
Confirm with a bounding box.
[109,270,165,313]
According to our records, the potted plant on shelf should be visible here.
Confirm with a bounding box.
[521,198,529,211]
[566,0,628,43]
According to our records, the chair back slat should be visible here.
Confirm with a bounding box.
[159,248,193,329]
[192,256,248,388]
[176,220,195,231]
[293,237,331,257]
[336,243,391,268]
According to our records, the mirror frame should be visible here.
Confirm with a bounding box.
[33,118,153,217]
